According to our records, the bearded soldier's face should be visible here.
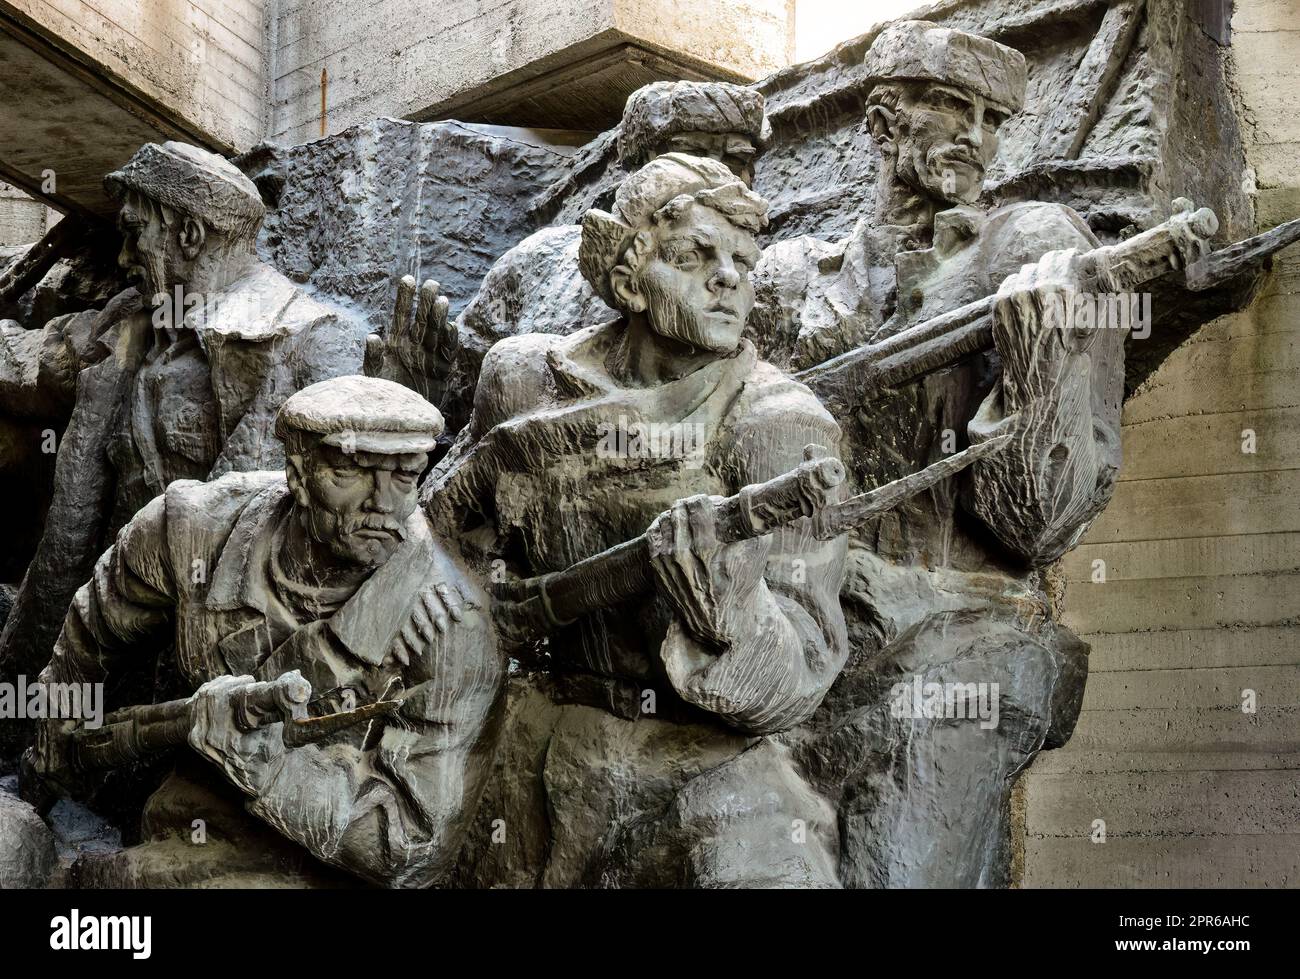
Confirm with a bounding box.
[891,82,1007,205]
[298,445,427,567]
[636,203,760,355]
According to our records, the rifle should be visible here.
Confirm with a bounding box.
[492,436,1010,633]
[69,671,400,772]
[794,201,1296,406]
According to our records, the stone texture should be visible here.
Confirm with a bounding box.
[237,118,576,335]
[0,778,56,887]
[3,0,1293,891]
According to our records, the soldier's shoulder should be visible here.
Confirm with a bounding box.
[499,224,581,264]
[474,226,581,300]
[260,265,339,327]
[740,358,838,429]
[162,471,286,538]
[728,357,841,475]
[983,201,1098,257]
[474,323,614,432]
[472,330,568,428]
[478,330,566,385]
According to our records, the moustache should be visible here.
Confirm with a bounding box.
[341,514,407,540]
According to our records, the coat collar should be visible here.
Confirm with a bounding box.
[206,480,438,667]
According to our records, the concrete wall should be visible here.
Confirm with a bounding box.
[0,182,57,246]
[2,0,269,152]
[1019,0,1300,888]
[270,0,794,143]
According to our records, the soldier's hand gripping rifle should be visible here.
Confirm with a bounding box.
[795,201,1300,409]
[492,435,1011,636]
[67,671,400,772]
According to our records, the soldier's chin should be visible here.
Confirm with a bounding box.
[926,160,983,204]
[335,535,396,568]
[675,316,744,356]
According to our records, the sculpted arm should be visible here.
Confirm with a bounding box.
[190,644,502,889]
[652,415,849,735]
[965,212,1124,566]
[0,289,142,420]
[27,492,180,791]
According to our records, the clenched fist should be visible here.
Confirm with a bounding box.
[646,494,770,649]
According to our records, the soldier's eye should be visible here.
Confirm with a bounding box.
[670,249,702,269]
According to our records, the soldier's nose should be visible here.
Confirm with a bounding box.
[710,265,741,291]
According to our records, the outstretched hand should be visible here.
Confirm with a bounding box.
[365,275,458,403]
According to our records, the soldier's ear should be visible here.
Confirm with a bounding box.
[610,265,647,314]
[866,104,899,154]
[285,453,312,507]
[178,215,206,260]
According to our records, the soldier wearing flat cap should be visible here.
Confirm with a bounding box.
[27,375,503,888]
[0,142,365,711]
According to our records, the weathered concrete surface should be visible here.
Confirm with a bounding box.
[1017,0,1300,889]
[237,117,578,333]
[271,0,793,143]
[0,183,57,246]
[1,0,268,152]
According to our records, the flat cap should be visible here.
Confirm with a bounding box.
[276,375,444,454]
[106,141,265,239]
[863,21,1027,114]
[618,81,768,167]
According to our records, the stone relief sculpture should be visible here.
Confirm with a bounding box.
[751,21,1217,887]
[427,154,853,886]
[431,81,769,432]
[1,2,1288,891]
[24,375,503,887]
[0,143,366,733]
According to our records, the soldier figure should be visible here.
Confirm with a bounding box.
[752,22,1205,886]
[429,154,848,887]
[0,143,365,716]
[412,81,768,433]
[26,375,503,888]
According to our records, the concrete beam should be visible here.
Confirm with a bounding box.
[271,0,793,143]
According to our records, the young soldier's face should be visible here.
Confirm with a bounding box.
[300,444,427,567]
[892,82,1007,205]
[637,202,760,355]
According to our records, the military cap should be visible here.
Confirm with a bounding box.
[275,375,444,454]
[105,141,265,239]
[618,81,769,167]
[863,20,1027,115]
